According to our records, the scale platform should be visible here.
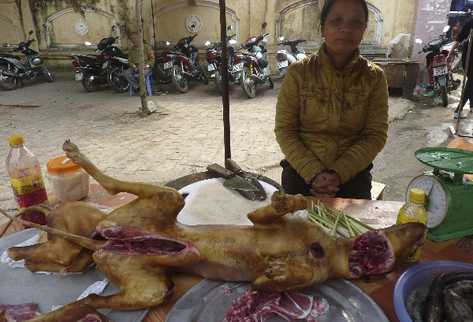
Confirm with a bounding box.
[408,147,473,241]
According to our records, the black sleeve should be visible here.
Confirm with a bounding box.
[458,19,473,42]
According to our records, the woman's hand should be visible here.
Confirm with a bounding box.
[310,170,340,197]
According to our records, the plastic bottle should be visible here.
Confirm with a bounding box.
[396,188,428,262]
[6,134,48,208]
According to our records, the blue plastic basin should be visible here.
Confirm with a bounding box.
[393,260,473,322]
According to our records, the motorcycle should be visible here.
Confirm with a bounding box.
[71,37,129,92]
[239,33,273,98]
[161,34,208,93]
[275,37,307,77]
[0,31,54,90]
[419,25,460,107]
[205,34,244,94]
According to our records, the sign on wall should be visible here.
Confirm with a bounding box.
[185,15,202,33]
[74,19,89,36]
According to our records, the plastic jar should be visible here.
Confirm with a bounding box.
[47,156,89,202]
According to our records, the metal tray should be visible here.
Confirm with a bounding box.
[0,229,148,322]
[166,279,389,322]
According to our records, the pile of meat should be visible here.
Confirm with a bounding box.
[0,304,40,322]
[0,303,112,322]
[224,290,329,322]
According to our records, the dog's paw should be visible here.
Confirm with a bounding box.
[63,140,83,165]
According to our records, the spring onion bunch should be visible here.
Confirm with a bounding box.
[307,201,373,238]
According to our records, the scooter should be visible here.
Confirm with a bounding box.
[72,37,129,92]
[167,34,208,93]
[240,33,273,98]
[0,31,54,90]
[419,26,460,107]
[275,37,307,77]
[205,33,244,94]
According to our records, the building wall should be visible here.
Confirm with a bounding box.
[412,0,451,80]
[0,0,26,46]
[0,0,424,67]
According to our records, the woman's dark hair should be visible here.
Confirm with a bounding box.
[320,0,369,28]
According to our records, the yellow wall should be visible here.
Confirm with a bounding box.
[0,0,420,66]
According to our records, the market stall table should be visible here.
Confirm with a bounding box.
[1,179,472,322]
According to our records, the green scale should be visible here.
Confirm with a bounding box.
[407,147,473,241]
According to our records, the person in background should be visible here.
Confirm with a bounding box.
[275,0,389,200]
[123,31,155,93]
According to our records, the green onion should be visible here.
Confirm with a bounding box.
[307,202,373,238]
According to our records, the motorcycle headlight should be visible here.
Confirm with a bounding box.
[31,57,42,66]
[102,61,110,69]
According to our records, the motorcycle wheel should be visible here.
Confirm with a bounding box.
[172,65,189,93]
[0,65,19,90]
[441,85,448,107]
[214,70,223,95]
[42,67,55,82]
[241,65,256,99]
[82,74,99,92]
[109,67,129,93]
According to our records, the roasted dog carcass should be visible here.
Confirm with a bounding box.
[1,141,426,321]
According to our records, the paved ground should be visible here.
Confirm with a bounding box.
[0,71,469,221]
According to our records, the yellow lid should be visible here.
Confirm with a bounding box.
[8,134,24,146]
[409,188,426,204]
[47,156,81,174]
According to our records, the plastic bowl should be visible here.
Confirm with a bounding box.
[394,260,473,322]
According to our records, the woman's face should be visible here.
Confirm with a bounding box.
[322,0,367,57]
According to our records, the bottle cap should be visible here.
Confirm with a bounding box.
[8,134,24,147]
[47,156,81,174]
[409,188,426,204]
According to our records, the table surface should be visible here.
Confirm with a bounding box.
[1,176,472,322]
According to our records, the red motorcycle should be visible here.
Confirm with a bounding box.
[156,35,207,93]
[420,26,460,106]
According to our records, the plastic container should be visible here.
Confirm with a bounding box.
[396,188,428,262]
[6,134,48,208]
[394,260,473,322]
[47,156,89,202]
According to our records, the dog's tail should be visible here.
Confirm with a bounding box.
[0,208,104,251]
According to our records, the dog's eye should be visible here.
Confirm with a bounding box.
[310,242,325,258]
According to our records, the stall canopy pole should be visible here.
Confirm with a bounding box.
[219,0,231,161]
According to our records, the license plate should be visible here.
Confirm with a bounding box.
[278,60,289,68]
[233,63,243,72]
[208,64,216,72]
[75,72,83,81]
[164,61,173,70]
[433,65,448,77]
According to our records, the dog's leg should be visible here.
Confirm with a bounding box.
[252,254,325,292]
[248,192,315,225]
[63,140,180,199]
[83,252,173,310]
[24,250,93,273]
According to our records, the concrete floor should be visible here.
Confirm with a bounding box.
[0,71,470,221]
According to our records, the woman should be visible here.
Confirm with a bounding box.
[275,0,388,199]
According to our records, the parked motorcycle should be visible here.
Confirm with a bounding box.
[239,33,273,98]
[72,37,129,92]
[205,34,244,94]
[0,31,54,90]
[161,34,208,93]
[275,37,307,77]
[419,26,460,107]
